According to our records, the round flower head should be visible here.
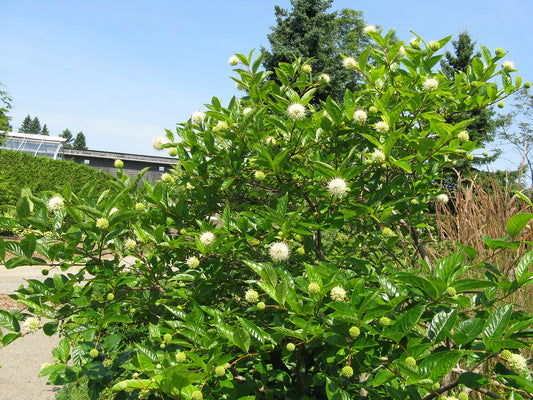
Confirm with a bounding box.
[343,57,358,71]
[213,120,229,132]
[269,242,290,262]
[160,173,174,184]
[199,231,215,246]
[191,110,205,124]
[340,365,354,377]
[405,357,417,367]
[308,282,320,294]
[302,64,312,73]
[186,256,200,269]
[191,390,203,400]
[168,147,178,157]
[330,285,346,302]
[507,353,528,373]
[379,316,391,326]
[319,73,331,84]
[47,196,64,213]
[328,178,349,198]
[502,60,515,72]
[152,135,167,150]
[363,25,376,34]
[374,120,390,133]
[457,130,469,142]
[422,78,439,92]
[428,40,441,51]
[124,238,136,252]
[353,109,367,125]
[286,343,296,352]
[397,45,406,58]
[254,170,266,181]
[245,289,259,303]
[214,366,226,377]
[243,107,253,116]
[228,55,239,66]
[95,217,109,230]
[409,37,421,49]
[22,316,40,334]
[134,202,145,211]
[175,351,187,363]
[458,393,469,400]
[349,326,360,338]
[370,148,386,164]
[382,227,395,238]
[287,103,307,120]
[235,82,246,90]
[114,159,124,169]
[437,193,449,204]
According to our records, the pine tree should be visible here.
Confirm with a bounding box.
[28,117,42,134]
[19,115,33,133]
[72,132,88,150]
[59,128,73,148]
[440,31,502,166]
[41,124,49,135]
[262,0,370,103]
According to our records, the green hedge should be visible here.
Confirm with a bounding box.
[0,150,117,213]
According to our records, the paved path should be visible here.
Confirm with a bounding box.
[0,265,83,400]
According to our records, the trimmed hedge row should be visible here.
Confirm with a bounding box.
[0,150,117,213]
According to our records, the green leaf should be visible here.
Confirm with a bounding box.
[515,251,533,284]
[233,326,251,353]
[20,233,37,259]
[452,317,484,345]
[2,333,21,346]
[419,350,463,382]
[16,196,31,219]
[238,317,273,344]
[56,338,71,363]
[0,310,20,332]
[386,305,425,342]
[325,377,350,400]
[428,309,457,343]
[482,236,520,250]
[507,213,533,238]
[373,368,396,386]
[483,304,512,341]
[457,371,491,389]
[43,321,59,336]
[135,343,158,361]
[276,193,288,216]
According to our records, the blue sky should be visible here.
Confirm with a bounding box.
[1,0,532,170]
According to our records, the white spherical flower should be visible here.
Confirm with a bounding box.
[343,57,358,71]
[265,136,276,145]
[152,136,167,150]
[186,256,200,269]
[269,242,290,262]
[191,110,205,124]
[47,196,65,213]
[199,231,216,246]
[319,73,331,84]
[302,64,312,73]
[409,37,421,49]
[353,110,367,125]
[287,103,307,120]
[507,353,528,372]
[363,25,377,34]
[370,148,386,164]
[124,238,136,252]
[213,120,229,132]
[243,107,253,116]
[502,60,515,72]
[95,217,109,230]
[328,178,349,199]
[228,55,239,66]
[160,173,174,184]
[437,194,449,204]
[457,130,470,142]
[308,282,320,294]
[330,286,346,302]
[22,316,40,334]
[374,120,390,133]
[244,289,259,303]
[397,45,406,58]
[422,78,439,92]
[428,40,440,51]
[114,159,124,169]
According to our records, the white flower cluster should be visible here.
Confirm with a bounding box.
[287,103,307,120]
[319,73,331,84]
[199,232,215,246]
[124,238,136,252]
[437,194,449,204]
[191,110,205,124]
[186,256,200,269]
[353,110,367,125]
[244,289,259,303]
[363,25,376,34]
[47,196,64,213]
[343,57,358,71]
[330,286,346,302]
[457,130,470,142]
[507,353,528,373]
[327,178,349,199]
[502,60,515,72]
[228,55,239,66]
[269,242,290,262]
[22,316,40,334]
[422,78,439,92]
[370,149,386,164]
[152,136,167,150]
[374,120,390,133]
[397,45,406,58]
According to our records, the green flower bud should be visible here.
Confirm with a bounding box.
[160,343,166,349]
[296,247,305,256]
[379,316,391,326]
[41,269,49,276]
[118,381,128,390]
[163,333,172,342]
[428,40,440,51]
[134,202,145,211]
[405,356,416,367]
[176,351,187,363]
[286,343,296,352]
[106,293,115,301]
[495,47,504,55]
[214,366,226,377]
[432,382,440,390]
[349,326,360,339]
[368,105,378,114]
[191,390,203,400]
[458,393,469,400]
[168,148,178,157]
[294,234,303,242]
[89,349,99,358]
[308,282,320,294]
[302,64,312,74]
[132,372,139,379]
[500,349,512,359]
[340,365,353,378]
[257,301,266,310]
[524,81,532,88]
[114,159,124,169]
[446,287,456,297]
[466,154,474,161]
[254,170,266,181]
[498,101,505,108]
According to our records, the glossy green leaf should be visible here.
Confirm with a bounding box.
[507,213,533,238]
[233,326,251,353]
[483,304,512,341]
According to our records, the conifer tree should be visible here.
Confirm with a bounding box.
[262,0,370,103]
[41,124,49,135]
[19,115,33,133]
[59,128,73,148]
[72,131,88,150]
[28,117,42,134]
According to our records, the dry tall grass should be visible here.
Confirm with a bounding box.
[431,171,533,312]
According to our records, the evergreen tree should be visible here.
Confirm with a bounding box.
[59,128,73,148]
[28,117,42,134]
[262,0,370,103]
[440,31,502,166]
[19,115,33,133]
[0,83,12,135]
[41,124,49,135]
[72,131,88,150]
